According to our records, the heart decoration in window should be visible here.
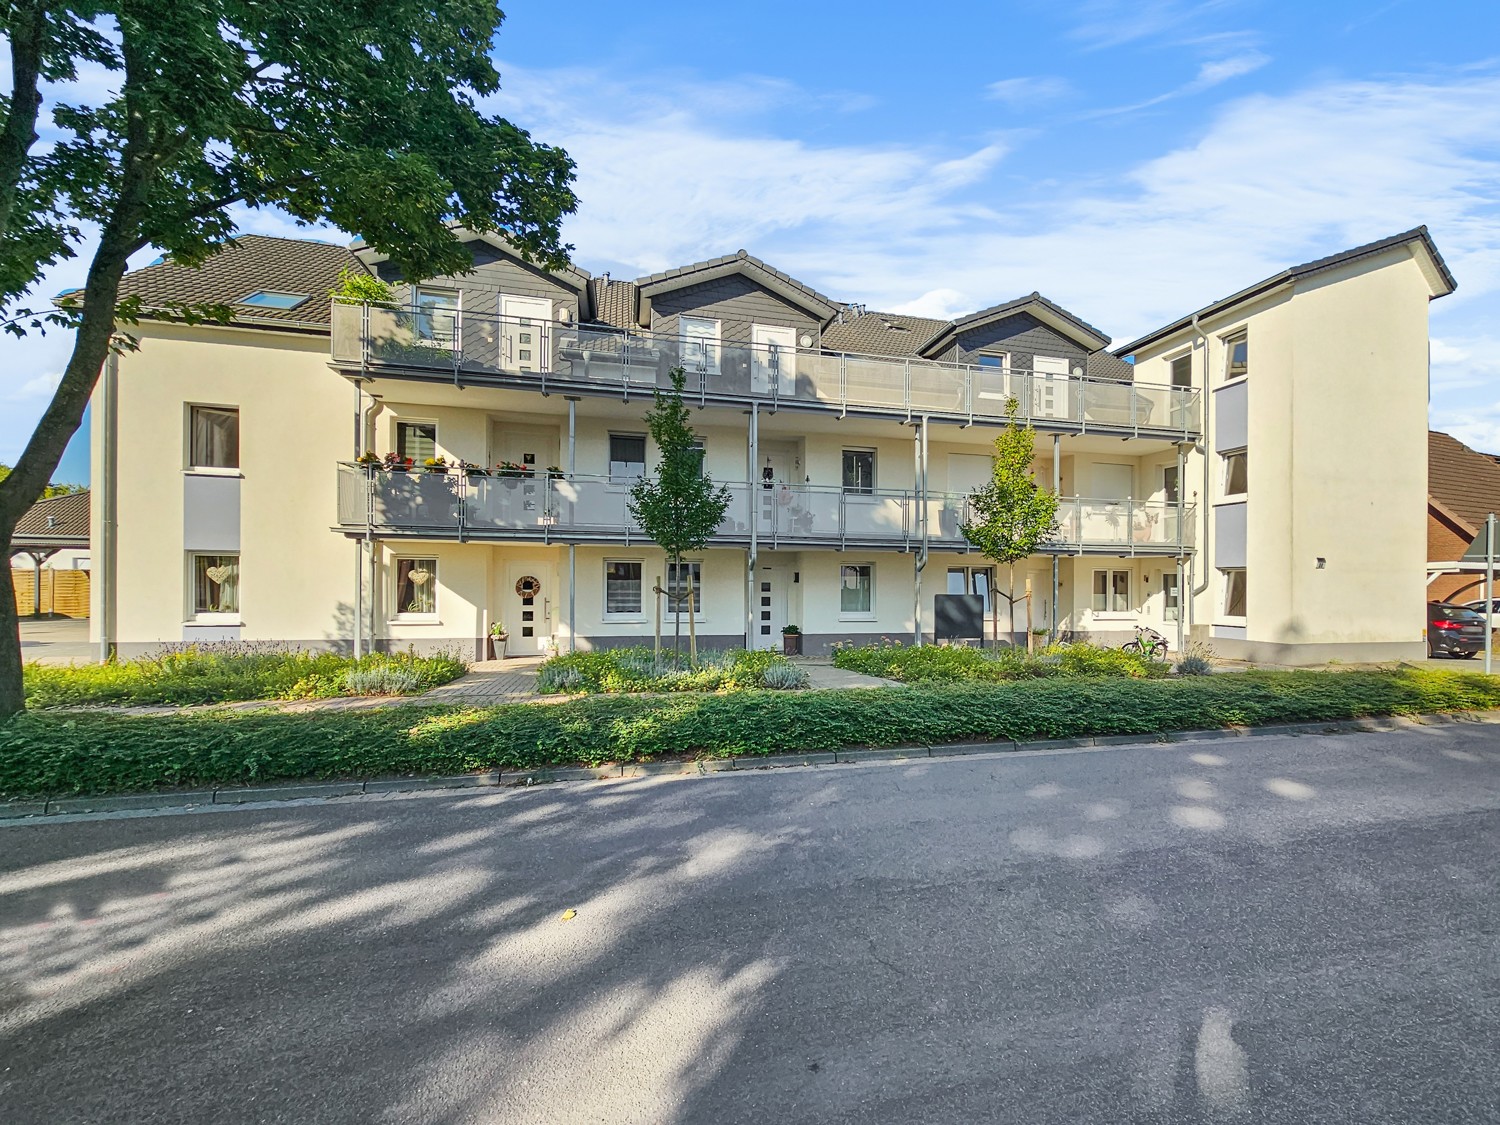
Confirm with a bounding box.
[409,568,432,586]
[205,565,233,585]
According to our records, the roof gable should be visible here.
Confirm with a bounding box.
[920,292,1112,357]
[634,251,839,322]
[352,227,592,298]
[1118,227,1457,357]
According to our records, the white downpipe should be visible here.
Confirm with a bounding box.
[1052,433,1061,643]
[1190,313,1212,603]
[746,405,759,649]
[568,543,577,654]
[914,417,929,646]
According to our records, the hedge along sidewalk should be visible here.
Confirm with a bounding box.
[5,668,1500,804]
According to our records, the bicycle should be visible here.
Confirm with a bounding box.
[1121,625,1170,661]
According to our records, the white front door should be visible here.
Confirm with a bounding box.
[680,316,720,377]
[491,423,560,476]
[504,560,556,655]
[754,567,788,650]
[1032,354,1072,419]
[751,324,796,395]
[499,294,552,374]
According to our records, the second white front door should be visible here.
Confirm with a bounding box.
[503,560,556,656]
[751,324,797,396]
[499,294,552,374]
[754,567,788,650]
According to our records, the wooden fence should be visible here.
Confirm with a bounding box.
[13,569,91,618]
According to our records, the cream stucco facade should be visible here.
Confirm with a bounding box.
[90,229,1451,664]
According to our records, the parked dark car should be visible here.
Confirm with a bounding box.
[1427,602,1487,658]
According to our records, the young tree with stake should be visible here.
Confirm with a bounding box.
[960,399,1059,647]
[628,367,731,662]
[0,1,577,719]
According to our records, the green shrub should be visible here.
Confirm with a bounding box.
[23,644,467,707]
[5,667,1499,799]
[535,646,805,694]
[831,640,1164,684]
[1176,655,1213,676]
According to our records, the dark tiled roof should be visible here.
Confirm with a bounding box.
[1429,431,1500,534]
[111,235,363,330]
[946,292,1112,350]
[13,490,89,545]
[820,310,951,357]
[588,278,640,329]
[634,250,839,318]
[1118,227,1457,357]
[1086,352,1135,382]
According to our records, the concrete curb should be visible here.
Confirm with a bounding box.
[7,709,1500,820]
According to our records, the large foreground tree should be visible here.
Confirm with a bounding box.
[0,1,576,717]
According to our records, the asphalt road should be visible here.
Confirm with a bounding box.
[4,725,1500,1124]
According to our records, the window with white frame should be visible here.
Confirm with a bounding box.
[413,288,460,344]
[1092,569,1131,614]
[840,564,874,616]
[666,560,703,615]
[1169,352,1193,388]
[1162,572,1180,622]
[947,566,994,612]
[679,316,720,374]
[189,405,239,469]
[190,553,239,616]
[1161,464,1181,504]
[609,433,647,482]
[842,449,876,494]
[604,560,643,616]
[1221,568,1247,619]
[1222,450,1247,497]
[1224,333,1248,381]
[396,421,437,464]
[394,558,438,617]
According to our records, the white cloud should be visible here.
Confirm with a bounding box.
[1083,51,1270,117]
[985,77,1073,107]
[1067,0,1248,50]
[887,289,972,319]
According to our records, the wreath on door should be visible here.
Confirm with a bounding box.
[514,575,542,598]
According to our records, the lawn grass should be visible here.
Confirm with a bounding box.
[23,645,469,708]
[3,666,1498,800]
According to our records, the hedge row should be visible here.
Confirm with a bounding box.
[4,667,1499,799]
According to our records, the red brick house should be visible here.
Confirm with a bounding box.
[1428,431,1500,603]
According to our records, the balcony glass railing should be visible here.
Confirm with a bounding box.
[330,302,1202,436]
[336,464,1195,552]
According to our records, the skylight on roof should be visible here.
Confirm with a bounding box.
[240,290,308,310]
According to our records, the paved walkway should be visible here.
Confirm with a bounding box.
[797,659,903,690]
[416,657,548,703]
[19,616,95,666]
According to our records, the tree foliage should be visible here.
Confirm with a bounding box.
[960,399,1059,635]
[0,0,578,718]
[628,368,731,657]
[0,464,83,498]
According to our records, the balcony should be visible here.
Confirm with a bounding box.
[335,464,1195,555]
[330,302,1202,439]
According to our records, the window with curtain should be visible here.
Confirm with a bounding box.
[396,422,437,464]
[1169,353,1192,388]
[666,561,702,614]
[395,558,438,616]
[605,560,643,615]
[191,553,239,614]
[189,406,239,469]
[840,564,873,614]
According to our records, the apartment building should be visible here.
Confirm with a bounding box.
[87,226,1452,663]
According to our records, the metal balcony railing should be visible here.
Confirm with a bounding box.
[330,302,1202,437]
[335,464,1195,554]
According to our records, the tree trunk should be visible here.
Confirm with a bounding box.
[0,31,154,721]
[1025,576,1033,654]
[1007,564,1017,649]
[0,0,47,241]
[673,561,682,659]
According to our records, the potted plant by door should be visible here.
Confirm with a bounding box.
[488,623,509,660]
[781,624,803,656]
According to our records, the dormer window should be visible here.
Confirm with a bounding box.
[240,291,309,310]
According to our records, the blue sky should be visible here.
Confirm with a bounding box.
[8,0,1500,483]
